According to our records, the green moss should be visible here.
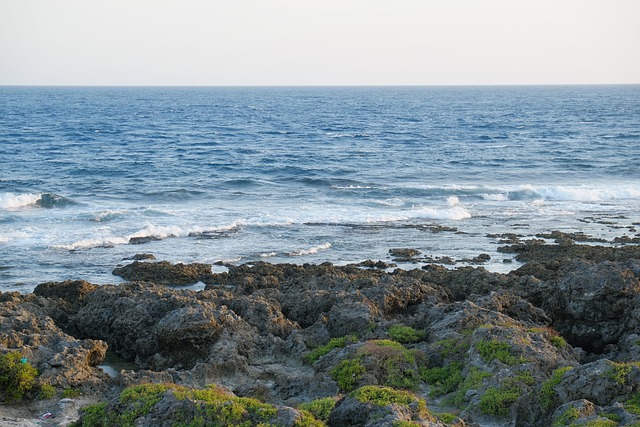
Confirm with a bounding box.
[446,367,491,407]
[578,420,619,427]
[304,335,357,364]
[392,422,421,427]
[475,339,523,365]
[478,387,520,416]
[420,362,463,396]
[39,384,56,399]
[435,412,458,423]
[298,397,336,423]
[293,410,326,427]
[63,387,81,398]
[550,335,569,349]
[0,351,38,401]
[540,367,573,409]
[625,392,640,415]
[387,325,424,344]
[552,406,580,426]
[371,339,406,350]
[600,412,622,422]
[436,337,471,359]
[352,385,422,409]
[79,402,109,427]
[607,361,633,385]
[330,359,366,392]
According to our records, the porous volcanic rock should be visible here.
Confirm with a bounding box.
[112,260,213,285]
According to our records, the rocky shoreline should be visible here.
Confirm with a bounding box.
[2,235,640,426]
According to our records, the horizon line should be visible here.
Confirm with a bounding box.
[1,83,639,88]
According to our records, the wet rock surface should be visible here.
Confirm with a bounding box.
[2,239,640,426]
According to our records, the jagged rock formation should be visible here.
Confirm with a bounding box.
[2,238,640,426]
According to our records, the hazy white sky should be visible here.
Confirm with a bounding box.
[1,0,638,85]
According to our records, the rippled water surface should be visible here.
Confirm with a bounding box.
[1,86,639,290]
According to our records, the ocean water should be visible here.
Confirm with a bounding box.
[1,85,639,292]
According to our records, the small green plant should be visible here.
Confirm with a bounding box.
[330,359,366,392]
[79,402,109,426]
[293,409,325,427]
[63,387,81,398]
[446,367,491,407]
[39,384,56,399]
[540,366,573,409]
[580,419,619,427]
[600,412,622,422]
[304,335,357,364]
[436,337,471,359]
[0,351,38,401]
[352,385,424,411]
[478,387,520,416]
[420,362,463,396]
[552,406,580,426]
[298,397,336,422]
[625,392,640,415]
[392,422,421,427]
[607,361,633,385]
[388,325,424,343]
[435,412,458,423]
[550,335,569,349]
[475,339,523,365]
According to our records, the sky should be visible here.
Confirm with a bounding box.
[0,0,639,86]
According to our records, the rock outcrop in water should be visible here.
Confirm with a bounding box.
[2,237,640,426]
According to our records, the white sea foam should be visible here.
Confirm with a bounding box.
[411,206,472,220]
[533,185,640,202]
[481,193,509,201]
[289,242,332,256]
[0,193,42,209]
[55,236,130,250]
[260,252,277,258]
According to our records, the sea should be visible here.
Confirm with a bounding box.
[1,85,639,292]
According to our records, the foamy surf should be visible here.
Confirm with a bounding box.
[289,243,332,256]
[0,192,42,209]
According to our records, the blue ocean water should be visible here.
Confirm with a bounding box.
[1,86,639,291]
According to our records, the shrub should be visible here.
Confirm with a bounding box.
[607,361,634,385]
[475,339,523,365]
[435,412,458,423]
[446,367,491,407]
[540,366,573,409]
[625,392,640,415]
[293,410,326,427]
[388,325,424,344]
[79,402,109,427]
[358,340,424,390]
[39,384,56,399]
[0,352,38,401]
[420,362,463,396]
[352,385,419,407]
[549,335,568,349]
[304,336,357,364]
[552,406,580,426]
[478,387,520,416]
[330,359,366,392]
[298,397,336,422]
[63,387,81,398]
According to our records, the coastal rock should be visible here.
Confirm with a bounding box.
[540,260,640,352]
[0,292,110,393]
[70,283,254,370]
[112,260,213,285]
